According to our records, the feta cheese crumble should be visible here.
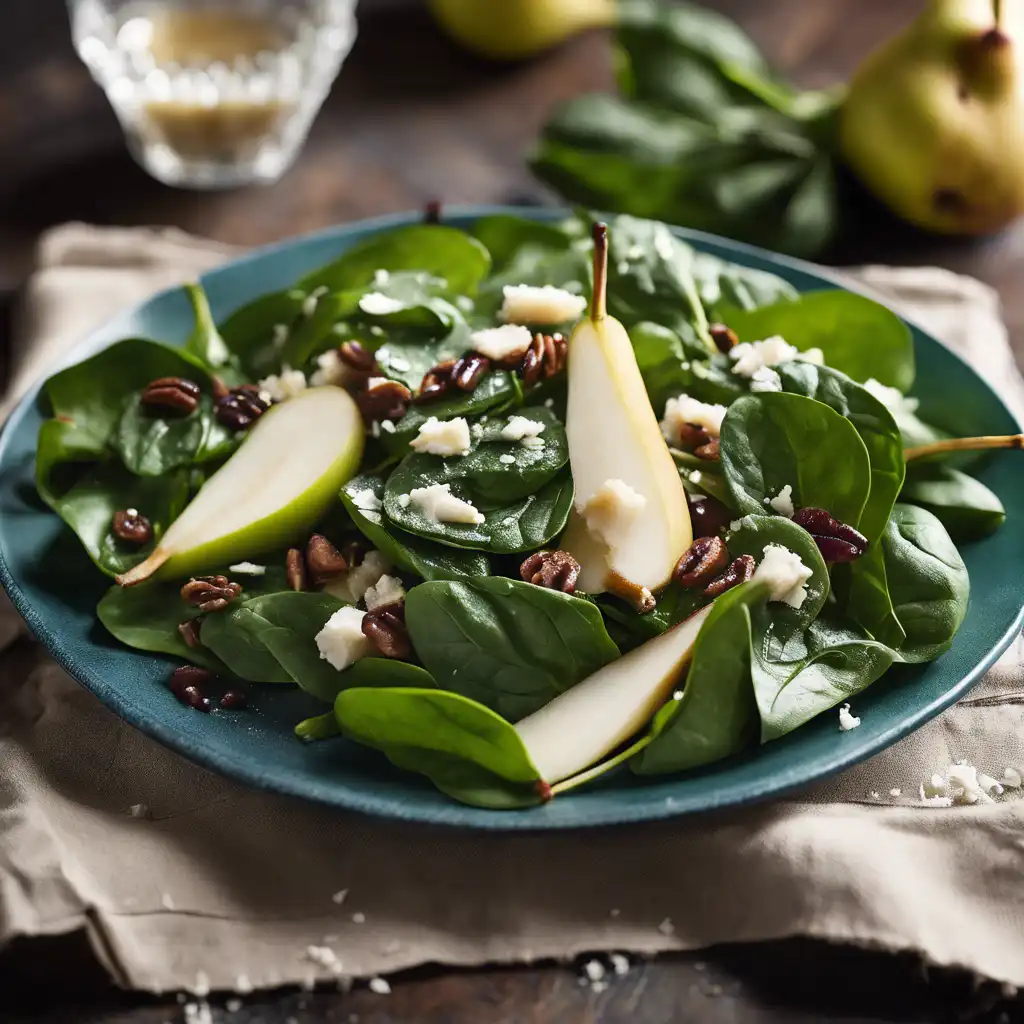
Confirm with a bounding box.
[729,336,824,379]
[753,544,813,609]
[768,484,795,518]
[501,416,546,442]
[324,550,393,605]
[409,483,484,524]
[660,394,727,444]
[583,960,605,983]
[364,574,406,611]
[500,284,587,325]
[470,323,533,362]
[580,479,646,549]
[410,416,472,457]
[229,561,266,575]
[359,292,405,316]
[316,606,372,672]
[259,366,307,403]
[347,487,382,513]
[368,977,391,995]
[1003,767,1022,788]
[310,348,350,388]
[749,366,782,392]
[499,453,517,465]
[838,703,861,731]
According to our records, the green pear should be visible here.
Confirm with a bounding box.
[515,602,714,784]
[841,0,1024,234]
[561,223,692,600]
[428,0,614,60]
[117,387,364,585]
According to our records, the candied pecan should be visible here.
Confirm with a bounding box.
[211,376,230,400]
[451,353,490,392]
[704,554,755,597]
[141,377,200,415]
[520,550,581,594]
[362,602,412,659]
[694,437,721,462]
[520,332,566,387]
[169,665,212,712]
[414,360,457,404]
[674,536,729,588]
[688,494,732,538]
[112,508,152,545]
[286,548,308,592]
[215,384,269,430]
[181,575,242,613]
[220,689,248,710]
[357,379,412,423]
[177,619,202,649]
[709,322,739,353]
[677,422,712,450]
[792,507,868,562]
[305,534,348,584]
[338,340,377,373]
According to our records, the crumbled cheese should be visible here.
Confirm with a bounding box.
[374,269,390,286]
[749,366,782,393]
[521,436,545,450]
[410,416,472,457]
[332,889,349,905]
[306,945,343,974]
[730,336,824,379]
[259,366,307,402]
[657,918,675,936]
[128,803,148,818]
[310,348,350,388]
[753,544,813,609]
[579,479,646,549]
[922,773,950,799]
[272,323,289,350]
[193,971,210,997]
[946,762,996,805]
[864,378,920,413]
[689,471,702,484]
[389,357,410,372]
[409,483,485,524]
[544,397,555,408]
[359,292,405,316]
[184,1002,214,1024]
[838,703,861,731]
[229,561,266,575]
[919,790,954,807]
[499,454,517,465]
[500,284,587,325]
[501,416,546,442]
[768,484,795,518]
[610,953,630,976]
[364,575,406,611]
[397,494,411,509]
[226,998,243,1013]
[302,285,328,317]
[660,394,727,444]
[347,487,383,513]
[380,419,396,434]
[868,790,880,800]
[584,960,606,983]
[890,788,901,797]
[729,519,745,533]
[368,977,391,995]
[352,912,366,924]
[1003,767,1022,788]
[324,551,393,605]
[470,323,533,361]
[235,974,253,994]
[316,607,372,672]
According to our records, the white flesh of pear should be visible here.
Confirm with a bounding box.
[515,602,714,784]
[562,315,692,594]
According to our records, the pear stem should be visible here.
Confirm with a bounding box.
[591,221,608,322]
[904,434,1023,462]
[994,0,1004,29]
[116,549,170,587]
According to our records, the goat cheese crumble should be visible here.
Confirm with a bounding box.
[768,484,795,518]
[409,483,484,524]
[324,550,393,605]
[729,336,824,379]
[580,479,646,549]
[359,292,405,316]
[347,487,382,513]
[228,561,267,575]
[470,323,533,361]
[316,607,371,671]
[501,416,546,442]
[752,544,813,609]
[660,394,727,443]
[258,367,307,403]
[838,703,861,731]
[500,284,587,325]
[309,348,350,387]
[363,574,406,611]
[410,416,472,457]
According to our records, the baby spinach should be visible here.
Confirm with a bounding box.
[720,392,873,530]
[405,577,620,721]
[200,605,295,684]
[333,687,542,809]
[598,583,706,650]
[183,283,236,375]
[901,466,1006,541]
[341,476,490,582]
[218,288,307,376]
[689,250,798,315]
[724,291,916,392]
[471,215,575,272]
[630,322,696,414]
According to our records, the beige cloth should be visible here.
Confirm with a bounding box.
[2,224,1024,995]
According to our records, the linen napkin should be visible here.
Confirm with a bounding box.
[2,223,1023,994]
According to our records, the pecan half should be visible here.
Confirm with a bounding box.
[306,534,348,584]
[450,353,490,392]
[357,379,412,423]
[709,322,739,354]
[792,507,868,563]
[338,340,377,373]
[688,494,732,538]
[414,360,457,404]
[141,377,200,415]
[181,575,242,613]
[677,422,712,450]
[215,384,269,430]
[362,602,411,659]
[674,536,729,588]
[169,665,213,712]
[112,508,152,545]
[286,548,308,592]
[211,376,230,400]
[704,554,756,597]
[520,550,581,594]
[694,437,721,462]
[520,332,567,387]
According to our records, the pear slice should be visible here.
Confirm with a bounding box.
[561,223,692,596]
[515,603,714,785]
[117,387,364,586]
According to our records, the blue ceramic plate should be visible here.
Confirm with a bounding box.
[1,207,1021,830]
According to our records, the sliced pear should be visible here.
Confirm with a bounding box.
[117,387,364,585]
[561,223,691,595]
[515,603,713,784]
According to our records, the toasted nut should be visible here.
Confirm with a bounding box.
[177,619,202,649]
[414,360,457,404]
[694,437,721,462]
[709,323,739,353]
[674,536,730,588]
[169,665,213,712]
[215,384,269,430]
[812,536,863,563]
[704,554,756,597]
[220,689,248,710]
[520,332,567,387]
[112,508,152,545]
[451,353,490,392]
[688,494,732,538]
[286,548,308,592]
[520,550,581,594]
[677,422,712,450]
[181,575,242,613]
[211,376,230,400]
[338,340,378,373]
[362,602,412,659]
[141,377,201,415]
[306,534,348,583]
[357,379,412,423]
[792,506,868,557]
[340,538,368,569]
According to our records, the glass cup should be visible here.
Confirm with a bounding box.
[67,0,357,189]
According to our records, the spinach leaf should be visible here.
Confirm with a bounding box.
[296,711,341,742]
[298,225,492,296]
[340,476,490,582]
[183,283,235,373]
[333,687,542,809]
[632,580,766,775]
[405,577,620,721]
[471,215,574,272]
[475,241,591,323]
[384,462,574,555]
[720,392,873,530]
[279,290,356,371]
[200,605,295,683]
[723,291,915,392]
[901,465,1006,541]
[218,288,307,376]
[690,250,798,315]
[598,583,706,650]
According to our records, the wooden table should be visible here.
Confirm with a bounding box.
[2,1,1022,1021]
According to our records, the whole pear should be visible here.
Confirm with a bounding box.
[429,0,614,60]
[841,0,1024,234]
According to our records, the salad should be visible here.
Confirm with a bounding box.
[35,209,1019,809]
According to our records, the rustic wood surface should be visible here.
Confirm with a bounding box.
[2,1,1023,1022]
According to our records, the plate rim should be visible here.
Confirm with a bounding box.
[2,205,1022,831]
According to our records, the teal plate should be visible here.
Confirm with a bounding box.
[1,207,1021,829]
